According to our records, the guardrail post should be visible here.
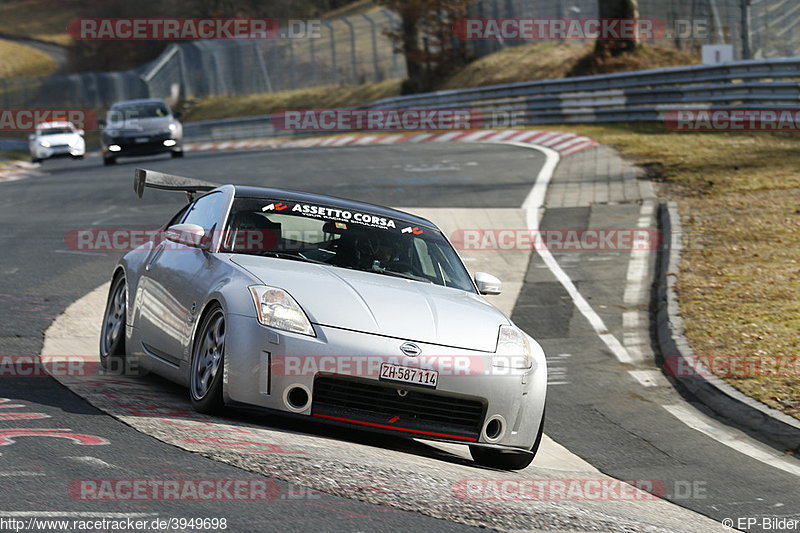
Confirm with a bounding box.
[255,44,273,93]
[341,17,358,84]
[379,10,402,79]
[741,0,752,59]
[322,20,337,85]
[362,13,381,82]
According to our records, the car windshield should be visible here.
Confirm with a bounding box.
[109,102,169,120]
[221,197,476,292]
[39,127,73,135]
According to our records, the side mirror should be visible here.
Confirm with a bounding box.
[165,223,209,249]
[76,129,85,136]
[172,111,182,119]
[98,118,107,128]
[28,134,35,141]
[474,272,502,295]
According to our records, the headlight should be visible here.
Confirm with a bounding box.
[494,325,532,369]
[249,285,315,336]
[39,140,51,147]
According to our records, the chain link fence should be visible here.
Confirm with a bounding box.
[1,1,798,111]
[468,0,800,61]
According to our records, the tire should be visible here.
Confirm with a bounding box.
[171,150,184,158]
[190,304,226,414]
[31,157,41,163]
[470,407,545,470]
[99,275,127,373]
[103,155,116,166]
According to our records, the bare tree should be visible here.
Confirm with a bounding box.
[594,0,640,56]
[377,0,471,93]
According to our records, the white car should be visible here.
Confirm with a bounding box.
[29,121,86,163]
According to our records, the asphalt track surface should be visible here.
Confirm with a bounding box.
[0,144,798,532]
[0,145,543,533]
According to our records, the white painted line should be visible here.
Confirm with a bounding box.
[623,201,654,306]
[663,404,800,477]
[0,471,46,477]
[628,370,665,387]
[64,456,116,468]
[505,141,634,364]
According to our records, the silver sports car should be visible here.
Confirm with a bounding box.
[100,169,547,470]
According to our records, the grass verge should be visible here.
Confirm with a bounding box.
[0,39,57,78]
[180,80,403,122]
[550,123,800,419]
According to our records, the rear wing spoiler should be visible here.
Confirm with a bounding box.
[134,168,220,202]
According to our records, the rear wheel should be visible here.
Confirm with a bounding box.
[470,407,545,470]
[100,275,127,372]
[190,305,225,414]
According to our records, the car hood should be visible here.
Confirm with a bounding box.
[229,255,508,352]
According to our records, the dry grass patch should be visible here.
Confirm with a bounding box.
[549,124,800,418]
[0,39,57,78]
[181,80,402,122]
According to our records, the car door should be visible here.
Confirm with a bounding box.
[137,190,230,368]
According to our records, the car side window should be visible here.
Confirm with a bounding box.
[182,192,226,234]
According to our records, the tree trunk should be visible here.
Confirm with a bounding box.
[400,14,430,93]
[594,0,640,57]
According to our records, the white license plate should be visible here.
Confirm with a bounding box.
[379,363,438,388]
[135,137,149,143]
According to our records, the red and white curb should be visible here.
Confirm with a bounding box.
[0,161,41,183]
[184,129,599,158]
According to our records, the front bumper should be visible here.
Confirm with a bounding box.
[104,133,180,156]
[222,315,547,449]
[32,144,84,159]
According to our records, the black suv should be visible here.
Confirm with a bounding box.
[100,98,183,165]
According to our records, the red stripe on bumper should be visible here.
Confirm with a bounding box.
[312,413,478,442]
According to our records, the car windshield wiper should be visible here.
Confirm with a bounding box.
[256,251,329,265]
[367,267,432,283]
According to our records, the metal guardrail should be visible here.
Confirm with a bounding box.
[182,58,800,142]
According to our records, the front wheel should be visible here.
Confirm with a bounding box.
[103,155,116,166]
[470,407,545,470]
[100,275,127,372]
[171,150,184,158]
[190,305,225,414]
